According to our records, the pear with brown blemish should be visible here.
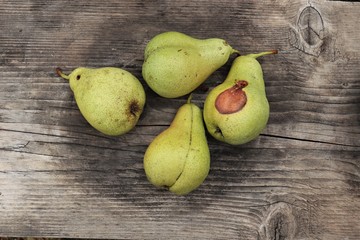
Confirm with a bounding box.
[144,95,210,195]
[142,31,239,98]
[56,67,146,136]
[203,50,277,145]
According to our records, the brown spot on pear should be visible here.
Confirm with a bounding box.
[215,80,248,114]
[129,100,141,117]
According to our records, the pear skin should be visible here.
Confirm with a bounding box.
[144,96,210,195]
[142,31,239,98]
[203,50,277,145]
[56,67,146,136]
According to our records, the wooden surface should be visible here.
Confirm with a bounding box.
[1,0,359,239]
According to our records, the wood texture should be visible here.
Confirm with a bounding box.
[0,0,359,239]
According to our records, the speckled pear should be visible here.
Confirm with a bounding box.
[144,96,210,195]
[203,50,277,145]
[56,67,146,136]
[142,31,239,98]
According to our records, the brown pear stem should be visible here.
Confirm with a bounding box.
[56,67,70,80]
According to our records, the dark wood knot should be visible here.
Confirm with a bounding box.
[289,6,325,57]
[258,202,296,240]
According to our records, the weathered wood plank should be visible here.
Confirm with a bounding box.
[0,0,359,239]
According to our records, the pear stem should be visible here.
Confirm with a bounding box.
[187,93,193,104]
[55,67,70,80]
[232,48,241,55]
[248,50,278,59]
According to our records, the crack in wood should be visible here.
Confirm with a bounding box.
[0,127,116,141]
[261,133,359,147]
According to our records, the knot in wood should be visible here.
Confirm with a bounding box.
[258,202,296,240]
[289,6,325,57]
[298,6,324,46]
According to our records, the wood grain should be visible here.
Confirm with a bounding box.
[1,0,359,239]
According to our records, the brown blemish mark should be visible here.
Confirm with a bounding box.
[76,75,81,80]
[215,80,248,114]
[214,126,224,138]
[178,49,182,52]
[129,100,141,117]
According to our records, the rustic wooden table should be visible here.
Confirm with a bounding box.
[1,1,359,239]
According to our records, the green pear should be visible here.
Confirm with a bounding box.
[56,67,146,136]
[144,96,210,195]
[142,31,239,98]
[203,50,277,145]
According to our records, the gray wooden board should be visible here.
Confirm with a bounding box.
[0,0,359,239]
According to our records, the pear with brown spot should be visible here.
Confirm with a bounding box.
[56,67,146,136]
[203,50,277,145]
